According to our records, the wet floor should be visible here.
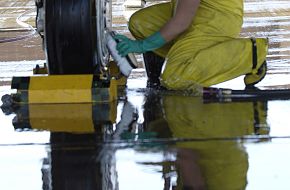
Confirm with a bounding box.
[1,0,290,189]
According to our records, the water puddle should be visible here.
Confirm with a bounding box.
[1,0,290,189]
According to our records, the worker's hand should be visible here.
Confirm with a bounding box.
[114,32,166,57]
[114,34,144,56]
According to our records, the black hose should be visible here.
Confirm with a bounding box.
[0,31,36,43]
[138,86,290,102]
[231,88,290,97]
[203,87,290,102]
[0,9,37,44]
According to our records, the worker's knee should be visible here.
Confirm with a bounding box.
[128,10,146,39]
[129,3,172,39]
[128,11,139,32]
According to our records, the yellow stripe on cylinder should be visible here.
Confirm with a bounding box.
[28,75,93,104]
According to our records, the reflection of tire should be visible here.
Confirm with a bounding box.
[44,0,110,74]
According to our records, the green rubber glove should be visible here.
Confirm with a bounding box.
[114,32,166,57]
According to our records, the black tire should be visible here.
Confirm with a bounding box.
[44,0,109,74]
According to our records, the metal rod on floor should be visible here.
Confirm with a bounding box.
[202,87,290,102]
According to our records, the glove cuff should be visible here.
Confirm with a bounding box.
[142,31,166,52]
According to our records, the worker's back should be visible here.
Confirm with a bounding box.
[169,0,244,37]
[171,0,244,17]
[202,0,243,17]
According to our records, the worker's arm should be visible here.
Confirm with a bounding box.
[114,0,200,56]
[160,0,200,42]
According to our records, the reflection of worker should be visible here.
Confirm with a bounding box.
[143,94,269,189]
[115,0,268,89]
[162,96,262,189]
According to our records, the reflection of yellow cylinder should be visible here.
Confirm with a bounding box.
[160,96,268,189]
[26,101,117,133]
[29,104,94,133]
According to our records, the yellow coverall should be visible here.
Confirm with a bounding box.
[129,0,268,90]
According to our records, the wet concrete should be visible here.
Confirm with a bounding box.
[0,0,44,61]
[1,0,290,189]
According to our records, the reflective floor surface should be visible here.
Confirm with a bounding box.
[1,0,290,189]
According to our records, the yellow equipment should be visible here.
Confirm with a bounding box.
[10,74,118,104]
